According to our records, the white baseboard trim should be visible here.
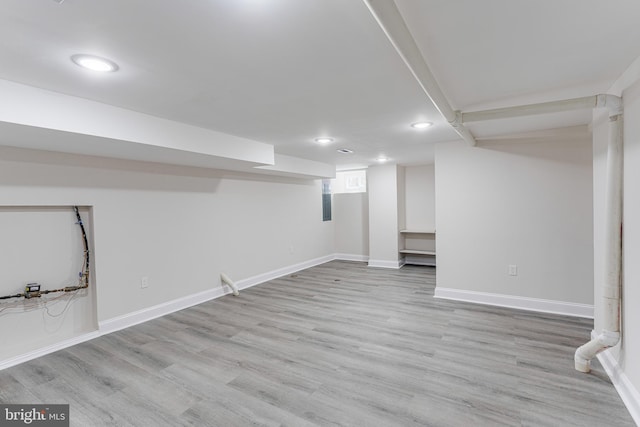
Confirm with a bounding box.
[434,287,594,318]
[0,330,102,371]
[101,254,335,334]
[234,254,335,290]
[99,287,228,335]
[334,253,369,262]
[368,259,404,269]
[1,254,336,371]
[592,331,640,426]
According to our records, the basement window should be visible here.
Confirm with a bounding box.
[331,170,367,194]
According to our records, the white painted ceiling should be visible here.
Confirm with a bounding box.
[1,0,640,169]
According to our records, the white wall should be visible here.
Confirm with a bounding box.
[397,165,406,243]
[333,193,369,259]
[367,164,401,267]
[404,164,436,231]
[0,147,334,361]
[621,78,640,411]
[435,133,594,306]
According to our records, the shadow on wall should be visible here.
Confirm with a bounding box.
[475,125,592,166]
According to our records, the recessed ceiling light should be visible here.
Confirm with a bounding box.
[376,156,389,163]
[314,137,334,144]
[337,148,353,154]
[71,54,119,72]
[411,121,433,129]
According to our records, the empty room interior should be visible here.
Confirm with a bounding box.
[1,0,640,425]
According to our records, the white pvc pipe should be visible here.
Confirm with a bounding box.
[596,94,624,116]
[575,112,623,372]
[362,0,477,147]
[220,273,239,296]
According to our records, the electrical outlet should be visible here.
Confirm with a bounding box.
[508,265,518,276]
[289,244,294,254]
[141,276,149,288]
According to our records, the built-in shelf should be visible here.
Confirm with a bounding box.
[400,229,435,234]
[399,249,436,255]
[399,229,436,266]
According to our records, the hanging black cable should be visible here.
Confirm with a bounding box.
[0,292,24,301]
[73,205,90,289]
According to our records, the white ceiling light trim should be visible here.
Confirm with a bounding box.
[314,137,334,144]
[71,54,119,72]
[411,121,432,129]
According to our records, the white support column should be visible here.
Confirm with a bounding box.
[367,164,403,268]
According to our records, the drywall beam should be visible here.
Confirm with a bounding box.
[0,79,274,169]
[254,154,336,179]
[462,96,600,123]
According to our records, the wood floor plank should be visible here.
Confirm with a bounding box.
[0,260,634,426]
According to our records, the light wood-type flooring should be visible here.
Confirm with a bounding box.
[0,261,635,426]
